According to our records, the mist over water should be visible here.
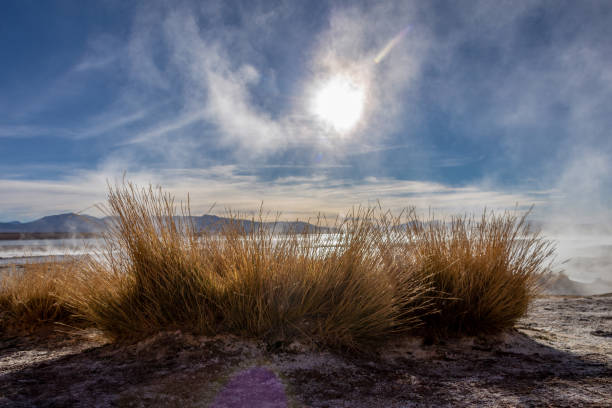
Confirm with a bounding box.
[0,238,102,265]
[1,231,610,288]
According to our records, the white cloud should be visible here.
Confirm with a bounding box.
[113,1,432,160]
[0,167,544,222]
[3,0,610,227]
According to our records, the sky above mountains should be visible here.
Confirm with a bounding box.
[1,0,611,222]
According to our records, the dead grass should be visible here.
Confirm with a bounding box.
[66,184,426,350]
[199,209,427,349]
[400,209,555,337]
[65,183,216,338]
[1,182,556,348]
[0,261,78,334]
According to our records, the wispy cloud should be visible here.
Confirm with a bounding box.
[112,1,431,160]
[2,0,610,225]
[73,34,121,72]
[124,110,206,145]
[77,109,150,139]
[0,166,545,221]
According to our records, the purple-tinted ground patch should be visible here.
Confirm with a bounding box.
[211,366,288,408]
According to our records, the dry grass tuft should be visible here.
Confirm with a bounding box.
[67,183,429,349]
[400,209,555,337]
[66,183,216,339]
[1,182,556,348]
[0,261,78,333]
[201,208,425,349]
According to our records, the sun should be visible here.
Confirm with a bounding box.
[310,75,366,133]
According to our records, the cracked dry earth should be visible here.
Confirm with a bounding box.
[1,295,610,407]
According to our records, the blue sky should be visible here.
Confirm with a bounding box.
[1,0,611,222]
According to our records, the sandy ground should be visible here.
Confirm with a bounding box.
[0,295,610,407]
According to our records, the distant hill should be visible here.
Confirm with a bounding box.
[193,215,332,234]
[0,213,332,238]
[0,213,106,234]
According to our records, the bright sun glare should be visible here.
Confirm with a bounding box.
[311,75,365,133]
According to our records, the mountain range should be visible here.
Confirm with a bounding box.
[0,213,331,238]
[3,212,610,238]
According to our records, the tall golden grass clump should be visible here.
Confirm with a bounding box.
[68,183,216,338]
[2,181,556,347]
[0,261,77,333]
[200,209,427,349]
[400,209,555,337]
[69,183,428,349]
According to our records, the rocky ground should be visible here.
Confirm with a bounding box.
[0,294,610,407]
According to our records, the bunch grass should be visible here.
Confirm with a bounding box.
[1,182,555,349]
[0,260,78,333]
[400,209,554,337]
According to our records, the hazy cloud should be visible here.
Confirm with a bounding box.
[0,166,543,221]
[1,0,611,225]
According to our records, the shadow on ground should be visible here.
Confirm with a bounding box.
[0,296,610,407]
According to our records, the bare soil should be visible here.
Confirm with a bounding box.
[1,295,610,407]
